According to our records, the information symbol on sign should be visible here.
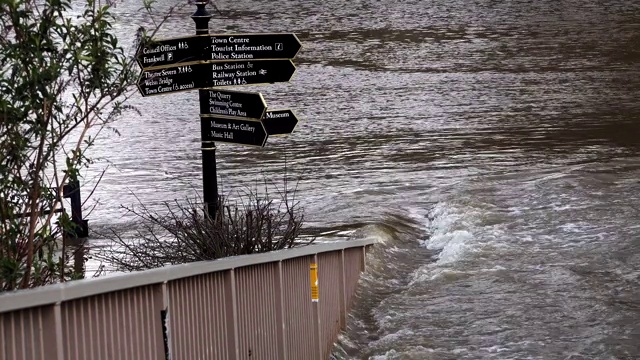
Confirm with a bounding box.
[259,69,267,75]
[167,53,173,61]
[275,43,283,51]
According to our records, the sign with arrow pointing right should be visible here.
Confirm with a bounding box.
[201,117,268,147]
[199,89,266,120]
[263,109,299,135]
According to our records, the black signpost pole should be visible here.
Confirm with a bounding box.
[192,1,217,219]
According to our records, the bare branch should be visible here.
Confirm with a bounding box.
[94,178,313,273]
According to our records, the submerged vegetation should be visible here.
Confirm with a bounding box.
[94,179,312,273]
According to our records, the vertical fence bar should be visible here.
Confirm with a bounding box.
[275,261,287,360]
[0,308,5,360]
[339,249,347,328]
[224,269,239,360]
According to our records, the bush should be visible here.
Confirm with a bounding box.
[94,180,313,272]
[0,0,182,292]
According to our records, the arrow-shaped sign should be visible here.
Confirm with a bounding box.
[137,60,296,97]
[199,89,266,120]
[263,109,299,135]
[137,33,302,69]
[201,117,268,147]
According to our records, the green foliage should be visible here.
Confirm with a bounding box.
[0,0,152,291]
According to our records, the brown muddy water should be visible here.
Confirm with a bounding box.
[83,0,640,358]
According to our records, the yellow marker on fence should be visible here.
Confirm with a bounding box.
[310,263,319,302]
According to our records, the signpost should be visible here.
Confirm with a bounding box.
[136,0,302,219]
[137,60,296,97]
[192,1,217,218]
[136,33,302,68]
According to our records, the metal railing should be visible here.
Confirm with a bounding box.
[0,239,374,360]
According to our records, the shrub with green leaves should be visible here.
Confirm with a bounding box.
[0,0,172,291]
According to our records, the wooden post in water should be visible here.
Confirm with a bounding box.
[192,1,218,219]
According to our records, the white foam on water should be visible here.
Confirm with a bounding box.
[420,202,477,265]
[409,264,508,285]
[402,201,513,286]
[431,229,473,264]
[369,329,416,348]
[368,346,435,360]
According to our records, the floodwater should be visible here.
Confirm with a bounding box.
[87,0,640,358]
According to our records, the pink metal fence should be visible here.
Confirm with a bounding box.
[317,251,343,360]
[281,255,318,360]
[166,272,229,360]
[0,305,56,360]
[0,239,374,360]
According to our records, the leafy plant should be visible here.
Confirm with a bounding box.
[0,0,182,291]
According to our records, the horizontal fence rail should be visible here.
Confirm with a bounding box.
[0,239,374,360]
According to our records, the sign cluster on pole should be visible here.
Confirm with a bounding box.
[135,2,301,218]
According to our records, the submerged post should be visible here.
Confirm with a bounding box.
[192,1,218,219]
[62,180,88,239]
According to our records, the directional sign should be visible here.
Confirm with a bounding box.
[137,60,296,97]
[263,109,299,135]
[137,33,302,69]
[137,64,205,97]
[136,37,203,69]
[201,117,268,147]
[207,59,295,87]
[199,89,266,120]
